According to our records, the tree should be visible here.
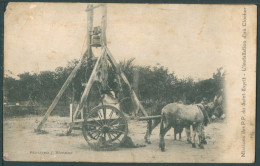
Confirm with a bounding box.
[3,76,19,103]
[3,57,226,117]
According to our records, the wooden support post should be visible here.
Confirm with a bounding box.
[35,51,89,132]
[72,48,106,121]
[87,4,93,58]
[105,47,148,117]
[101,5,107,46]
[148,119,152,134]
[70,103,73,122]
[66,103,73,135]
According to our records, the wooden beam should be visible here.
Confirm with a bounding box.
[101,5,107,46]
[73,119,84,123]
[35,51,89,132]
[72,48,106,121]
[137,115,162,121]
[85,4,105,12]
[105,47,148,117]
[70,104,73,122]
[87,4,93,58]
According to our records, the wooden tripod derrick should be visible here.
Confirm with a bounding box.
[35,4,148,133]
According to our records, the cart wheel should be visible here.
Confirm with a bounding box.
[82,104,128,151]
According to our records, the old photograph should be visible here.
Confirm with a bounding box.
[3,3,256,163]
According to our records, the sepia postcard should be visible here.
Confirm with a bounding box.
[3,3,256,163]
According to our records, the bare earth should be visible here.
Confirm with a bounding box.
[3,116,225,163]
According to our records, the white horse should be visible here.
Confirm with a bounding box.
[159,103,209,151]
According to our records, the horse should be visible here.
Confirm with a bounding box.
[144,98,225,144]
[158,103,209,151]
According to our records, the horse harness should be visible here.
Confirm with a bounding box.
[196,104,210,126]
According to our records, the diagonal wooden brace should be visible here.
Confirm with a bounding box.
[35,50,89,132]
[72,48,106,121]
[105,47,148,117]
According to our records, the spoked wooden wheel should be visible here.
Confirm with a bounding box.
[82,104,128,151]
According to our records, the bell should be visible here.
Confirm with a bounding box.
[91,26,102,47]
[91,35,101,47]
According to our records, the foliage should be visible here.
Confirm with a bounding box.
[3,58,225,116]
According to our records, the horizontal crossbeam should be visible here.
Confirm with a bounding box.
[137,115,162,121]
[86,4,105,12]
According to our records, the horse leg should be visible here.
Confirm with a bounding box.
[179,128,183,140]
[174,128,177,140]
[144,119,160,144]
[185,126,192,143]
[159,126,171,151]
[191,124,197,148]
[200,125,207,144]
[159,117,171,151]
[144,120,152,144]
[198,123,205,149]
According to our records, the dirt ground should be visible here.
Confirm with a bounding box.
[3,115,226,163]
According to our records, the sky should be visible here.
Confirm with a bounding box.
[4,3,242,80]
